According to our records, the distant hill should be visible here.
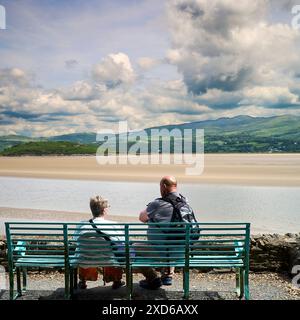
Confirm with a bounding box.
[0,141,97,156]
[0,135,41,152]
[146,115,300,139]
[1,115,300,154]
[45,115,300,142]
[48,132,97,144]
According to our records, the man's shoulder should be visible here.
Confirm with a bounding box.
[149,197,163,204]
[146,197,174,215]
[146,198,166,209]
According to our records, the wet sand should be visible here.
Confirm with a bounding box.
[0,207,138,236]
[0,154,299,186]
[0,206,137,222]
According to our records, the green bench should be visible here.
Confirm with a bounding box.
[5,221,250,300]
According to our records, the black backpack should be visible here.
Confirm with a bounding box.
[161,193,200,239]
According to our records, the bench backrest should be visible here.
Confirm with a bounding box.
[125,222,250,267]
[5,222,250,268]
[5,222,68,268]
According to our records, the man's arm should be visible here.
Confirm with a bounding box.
[139,209,149,223]
[140,200,159,223]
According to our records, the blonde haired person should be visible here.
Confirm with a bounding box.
[75,196,125,290]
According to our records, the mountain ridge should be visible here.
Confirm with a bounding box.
[1,115,299,154]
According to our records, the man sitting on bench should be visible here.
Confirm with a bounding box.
[139,176,196,289]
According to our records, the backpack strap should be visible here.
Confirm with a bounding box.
[160,193,183,205]
[161,194,185,223]
[88,219,127,261]
[89,219,111,242]
[161,194,198,223]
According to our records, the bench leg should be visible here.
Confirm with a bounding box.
[183,267,190,300]
[244,268,250,300]
[8,262,14,300]
[70,268,74,298]
[22,268,27,293]
[130,268,133,300]
[16,267,22,297]
[126,267,132,300]
[73,268,78,290]
[236,268,244,299]
[65,267,71,300]
[69,267,79,298]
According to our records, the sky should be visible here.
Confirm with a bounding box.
[0,0,300,136]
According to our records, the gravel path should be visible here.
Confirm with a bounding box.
[1,270,299,300]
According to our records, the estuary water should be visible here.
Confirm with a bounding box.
[0,177,299,234]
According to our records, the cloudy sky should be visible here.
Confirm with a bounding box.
[0,0,300,136]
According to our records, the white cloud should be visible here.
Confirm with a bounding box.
[0,68,32,87]
[166,0,300,107]
[59,81,106,101]
[1,0,300,137]
[92,53,136,88]
[240,86,300,107]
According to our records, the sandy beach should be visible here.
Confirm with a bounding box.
[0,154,299,186]
[0,207,138,236]
[0,207,138,222]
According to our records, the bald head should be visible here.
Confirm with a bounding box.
[160,176,177,197]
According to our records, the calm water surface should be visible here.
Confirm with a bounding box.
[0,177,299,234]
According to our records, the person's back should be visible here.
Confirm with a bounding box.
[146,191,180,241]
[76,216,125,243]
[139,176,195,287]
[74,196,125,290]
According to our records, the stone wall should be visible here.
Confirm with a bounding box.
[1,234,300,273]
[250,233,300,273]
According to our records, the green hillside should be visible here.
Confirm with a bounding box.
[1,115,300,154]
[146,115,300,139]
[46,115,300,142]
[48,132,97,144]
[0,135,40,151]
[0,141,97,156]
